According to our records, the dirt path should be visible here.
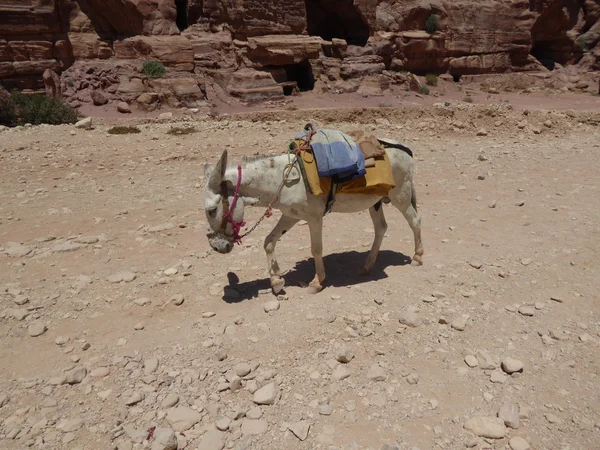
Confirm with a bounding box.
[0,103,599,450]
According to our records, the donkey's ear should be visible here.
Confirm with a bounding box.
[208,150,228,189]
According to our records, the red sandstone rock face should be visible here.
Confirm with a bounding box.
[0,0,597,102]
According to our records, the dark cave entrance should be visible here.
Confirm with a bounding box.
[175,0,189,31]
[529,4,575,71]
[304,0,370,46]
[530,42,558,70]
[283,60,315,95]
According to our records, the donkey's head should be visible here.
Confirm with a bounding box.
[203,150,247,254]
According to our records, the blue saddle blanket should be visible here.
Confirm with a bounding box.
[294,128,366,183]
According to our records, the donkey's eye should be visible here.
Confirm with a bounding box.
[207,208,217,217]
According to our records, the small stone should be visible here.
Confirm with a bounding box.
[164,268,178,276]
[477,128,488,136]
[332,365,351,381]
[263,300,280,312]
[501,357,524,374]
[464,355,478,367]
[336,347,354,363]
[75,117,92,130]
[509,436,531,450]
[134,297,151,306]
[288,420,311,441]
[150,428,177,450]
[318,404,333,415]
[545,413,561,424]
[144,358,159,375]
[202,312,216,318]
[241,419,268,436]
[134,322,145,330]
[476,350,496,369]
[488,200,497,208]
[171,294,185,305]
[0,395,10,408]
[28,321,47,337]
[490,370,507,383]
[469,261,483,269]
[399,310,422,328]
[90,367,110,378]
[161,393,179,408]
[550,292,565,303]
[158,112,173,121]
[117,102,132,114]
[197,430,224,450]
[216,417,231,431]
[167,407,203,432]
[234,362,251,377]
[518,305,534,317]
[451,316,468,331]
[367,364,386,381]
[246,407,262,419]
[406,373,419,385]
[498,402,520,429]
[252,382,278,405]
[125,392,144,405]
[55,336,69,345]
[464,416,507,439]
[117,338,127,346]
[66,366,87,384]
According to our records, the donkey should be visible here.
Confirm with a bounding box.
[203,140,423,294]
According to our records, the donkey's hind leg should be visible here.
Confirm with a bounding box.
[264,215,299,294]
[362,202,388,274]
[390,185,424,266]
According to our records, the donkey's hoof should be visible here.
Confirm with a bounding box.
[271,277,285,295]
[411,255,423,266]
[307,282,323,295]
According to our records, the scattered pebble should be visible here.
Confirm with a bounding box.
[501,357,524,374]
[28,321,47,337]
[464,416,507,439]
[288,420,311,441]
[509,436,531,450]
[253,382,279,405]
[263,300,280,313]
[399,310,422,328]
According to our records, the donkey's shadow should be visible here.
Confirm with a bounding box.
[223,249,411,303]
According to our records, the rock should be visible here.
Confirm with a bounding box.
[490,370,507,383]
[451,316,468,331]
[52,242,86,252]
[367,364,386,381]
[465,355,479,367]
[509,436,531,450]
[545,413,561,424]
[464,416,507,439]
[234,362,251,377]
[252,382,278,405]
[125,392,144,405]
[336,347,354,363]
[241,419,268,435]
[498,402,520,429]
[144,358,159,375]
[399,310,422,327]
[263,300,280,312]
[518,305,534,316]
[134,322,145,330]
[66,366,87,384]
[90,367,110,378]
[57,418,83,432]
[288,420,311,441]
[117,102,132,114]
[197,430,224,450]
[476,350,497,370]
[0,395,9,408]
[75,117,92,130]
[501,357,524,374]
[166,407,202,432]
[158,112,173,121]
[246,407,262,419]
[91,90,108,106]
[5,244,32,257]
[164,267,178,276]
[28,321,47,337]
[161,393,179,408]
[216,417,231,431]
[171,294,185,305]
[332,365,351,381]
[477,128,488,136]
[318,404,333,415]
[150,428,178,450]
[406,373,420,385]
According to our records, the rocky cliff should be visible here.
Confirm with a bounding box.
[1,0,598,108]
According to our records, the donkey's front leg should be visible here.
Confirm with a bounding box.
[264,215,299,294]
[307,217,326,294]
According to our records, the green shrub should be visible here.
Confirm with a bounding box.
[167,126,197,136]
[108,125,141,135]
[425,14,439,34]
[418,85,430,95]
[1,90,79,127]
[143,60,166,78]
[575,35,589,52]
[0,88,17,127]
[378,103,393,108]
[425,73,438,86]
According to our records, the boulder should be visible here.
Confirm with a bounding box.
[91,90,108,105]
[117,101,131,113]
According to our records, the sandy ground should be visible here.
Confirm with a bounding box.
[0,99,599,450]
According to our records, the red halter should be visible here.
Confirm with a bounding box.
[220,165,246,245]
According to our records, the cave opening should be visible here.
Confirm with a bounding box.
[304,0,370,46]
[282,60,315,95]
[175,0,189,31]
[530,42,557,70]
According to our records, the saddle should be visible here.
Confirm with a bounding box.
[289,123,396,215]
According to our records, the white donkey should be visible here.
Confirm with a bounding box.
[203,138,423,294]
